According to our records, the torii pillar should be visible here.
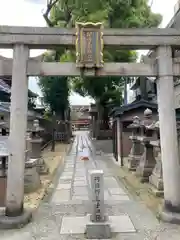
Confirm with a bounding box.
[157,45,180,223]
[0,44,32,228]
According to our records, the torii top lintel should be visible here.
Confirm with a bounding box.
[0,25,179,49]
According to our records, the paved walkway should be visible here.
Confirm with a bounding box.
[1,131,180,239]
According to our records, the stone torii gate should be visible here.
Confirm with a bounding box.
[0,23,180,227]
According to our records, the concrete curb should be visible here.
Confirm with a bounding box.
[41,142,73,203]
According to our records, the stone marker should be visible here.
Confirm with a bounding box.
[86,170,111,239]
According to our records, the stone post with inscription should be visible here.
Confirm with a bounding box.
[86,170,111,239]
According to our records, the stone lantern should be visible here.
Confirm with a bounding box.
[149,121,163,196]
[30,119,42,159]
[24,119,43,194]
[30,119,48,174]
[127,116,142,170]
[136,109,156,182]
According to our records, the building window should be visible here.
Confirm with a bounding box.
[0,116,4,120]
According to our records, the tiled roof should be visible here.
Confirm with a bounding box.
[0,79,10,94]
[109,100,158,117]
[0,102,10,112]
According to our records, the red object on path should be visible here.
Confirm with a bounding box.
[79,148,89,161]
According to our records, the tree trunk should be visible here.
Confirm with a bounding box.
[51,111,56,152]
[95,100,101,139]
[102,107,109,130]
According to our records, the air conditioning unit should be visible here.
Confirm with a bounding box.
[174,0,180,14]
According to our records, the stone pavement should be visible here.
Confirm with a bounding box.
[1,131,180,239]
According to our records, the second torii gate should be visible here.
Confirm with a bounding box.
[0,23,180,227]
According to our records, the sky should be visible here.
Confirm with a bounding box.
[0,0,178,105]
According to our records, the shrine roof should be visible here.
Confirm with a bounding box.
[109,99,157,118]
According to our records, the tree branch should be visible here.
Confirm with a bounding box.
[63,0,72,27]
[43,0,59,27]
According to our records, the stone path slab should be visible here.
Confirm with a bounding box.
[108,188,127,195]
[51,190,70,203]
[56,183,71,190]
[109,195,130,201]
[60,215,136,234]
[72,195,89,200]
[74,181,87,186]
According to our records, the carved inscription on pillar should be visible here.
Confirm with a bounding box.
[89,169,105,222]
[75,22,104,68]
[94,175,101,221]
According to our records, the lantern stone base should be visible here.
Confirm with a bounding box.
[149,152,163,196]
[149,174,164,197]
[149,186,164,197]
[135,145,156,183]
[24,159,41,194]
[136,168,153,183]
[126,155,141,171]
[0,209,32,229]
[36,157,49,175]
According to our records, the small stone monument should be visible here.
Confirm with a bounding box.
[86,170,111,239]
[127,116,142,171]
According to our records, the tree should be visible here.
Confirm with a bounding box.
[39,75,69,119]
[38,51,70,120]
[43,0,162,129]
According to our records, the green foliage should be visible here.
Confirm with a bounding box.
[43,0,162,114]
[39,75,69,117]
[43,110,53,121]
[38,50,70,118]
